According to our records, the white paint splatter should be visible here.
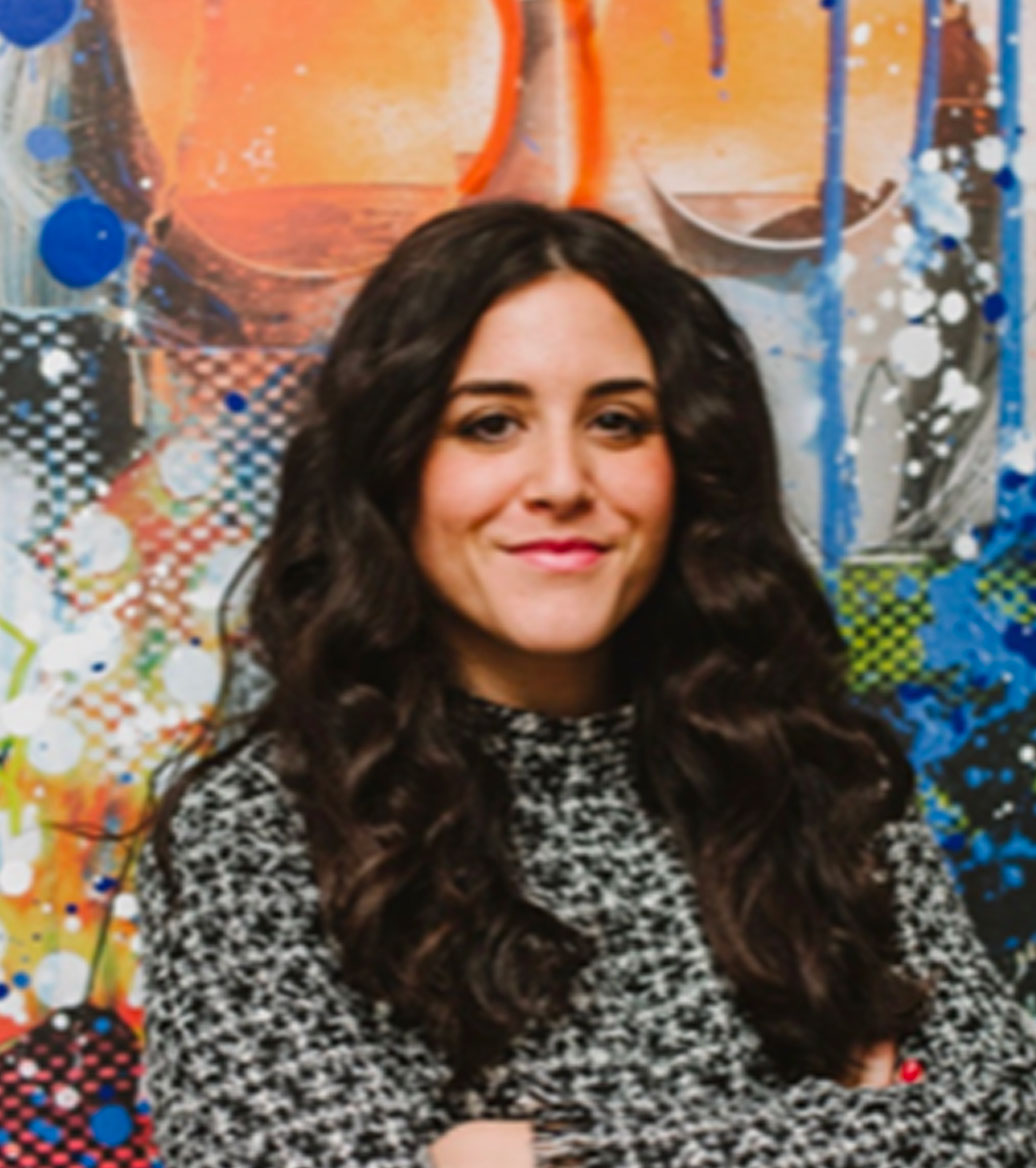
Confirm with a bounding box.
[27,717,84,775]
[163,645,221,705]
[54,1086,80,1111]
[0,861,32,897]
[158,438,218,500]
[39,612,123,681]
[905,459,924,479]
[938,290,969,325]
[857,314,877,335]
[974,135,1007,173]
[935,369,982,414]
[38,347,77,384]
[952,531,980,561]
[69,511,132,575]
[890,325,942,379]
[900,286,935,318]
[33,951,90,1010]
[904,169,972,241]
[113,892,139,921]
[851,22,872,46]
[893,223,917,249]
[1003,434,1036,476]
[0,691,51,737]
[835,251,857,285]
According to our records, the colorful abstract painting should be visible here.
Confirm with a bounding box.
[0,1,1032,1163]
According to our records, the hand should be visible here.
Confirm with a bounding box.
[841,1039,898,1088]
[427,1121,535,1168]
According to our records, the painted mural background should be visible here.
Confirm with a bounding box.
[0,0,1032,1162]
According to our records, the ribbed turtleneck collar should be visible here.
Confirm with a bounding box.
[445,686,636,778]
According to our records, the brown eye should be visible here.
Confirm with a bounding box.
[594,410,652,438]
[457,412,521,441]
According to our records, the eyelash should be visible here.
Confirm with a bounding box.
[456,410,655,442]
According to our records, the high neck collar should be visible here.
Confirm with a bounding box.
[446,685,636,769]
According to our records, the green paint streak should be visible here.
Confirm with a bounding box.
[0,613,40,837]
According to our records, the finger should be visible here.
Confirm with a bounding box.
[853,1040,898,1087]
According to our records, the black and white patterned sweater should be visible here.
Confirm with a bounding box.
[138,691,1036,1167]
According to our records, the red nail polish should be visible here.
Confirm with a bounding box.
[899,1058,924,1084]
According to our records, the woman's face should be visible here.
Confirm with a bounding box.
[411,271,676,703]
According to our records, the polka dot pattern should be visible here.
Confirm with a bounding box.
[0,1006,153,1167]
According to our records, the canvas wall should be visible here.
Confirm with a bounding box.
[0,1,1032,1162]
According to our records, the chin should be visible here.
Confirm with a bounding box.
[498,621,616,658]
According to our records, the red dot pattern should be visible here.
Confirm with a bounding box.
[0,1006,156,1167]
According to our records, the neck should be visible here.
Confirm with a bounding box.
[445,638,619,718]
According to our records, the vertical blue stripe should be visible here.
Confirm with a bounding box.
[998,0,1025,455]
[707,0,726,77]
[911,0,943,159]
[818,0,856,566]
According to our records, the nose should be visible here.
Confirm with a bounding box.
[521,427,594,513]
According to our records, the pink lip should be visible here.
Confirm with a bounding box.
[509,540,606,552]
[508,543,608,572]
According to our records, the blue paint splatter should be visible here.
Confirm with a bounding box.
[896,574,920,601]
[997,0,1025,448]
[817,0,857,566]
[39,197,126,288]
[0,0,78,48]
[25,125,70,161]
[224,391,248,414]
[28,1119,61,1145]
[707,0,725,78]
[88,1106,132,1148]
[910,0,942,159]
[983,291,1008,323]
[994,166,1017,191]
[12,972,29,989]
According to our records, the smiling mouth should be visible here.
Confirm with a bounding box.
[509,545,608,572]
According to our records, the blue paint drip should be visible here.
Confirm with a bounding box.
[910,0,942,159]
[88,1105,132,1148]
[39,197,126,288]
[707,0,725,78]
[28,1119,61,1146]
[997,0,1025,454]
[25,124,70,161]
[0,0,78,48]
[817,0,856,566]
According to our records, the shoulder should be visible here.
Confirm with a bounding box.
[139,733,317,911]
[168,733,297,847]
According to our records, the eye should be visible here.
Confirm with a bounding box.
[593,409,653,438]
[455,412,521,442]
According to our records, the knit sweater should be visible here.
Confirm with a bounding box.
[137,691,1036,1167]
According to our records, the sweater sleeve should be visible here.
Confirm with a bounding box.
[528,813,1036,1168]
[137,745,452,1168]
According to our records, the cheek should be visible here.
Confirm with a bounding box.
[414,449,511,545]
[610,447,676,540]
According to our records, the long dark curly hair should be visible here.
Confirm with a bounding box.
[151,199,926,1088]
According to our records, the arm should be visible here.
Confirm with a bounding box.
[138,745,453,1168]
[526,814,1036,1167]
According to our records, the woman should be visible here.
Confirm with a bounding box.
[138,200,1036,1167]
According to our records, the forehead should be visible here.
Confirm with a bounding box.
[451,272,655,385]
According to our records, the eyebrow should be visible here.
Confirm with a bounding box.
[446,377,657,402]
